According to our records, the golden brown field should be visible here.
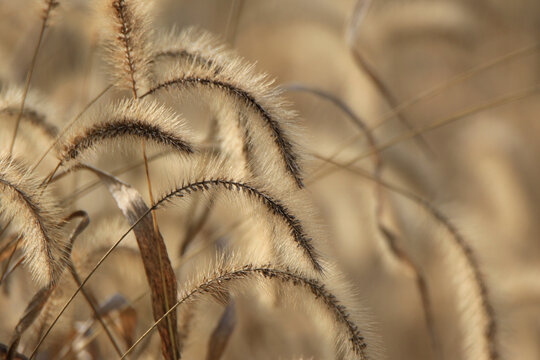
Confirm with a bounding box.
[0,0,538,359]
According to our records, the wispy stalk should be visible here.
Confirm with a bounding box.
[224,0,244,44]
[287,84,441,357]
[9,0,59,155]
[309,85,540,184]
[371,43,540,131]
[63,211,125,357]
[57,151,168,206]
[346,0,433,157]
[317,154,499,359]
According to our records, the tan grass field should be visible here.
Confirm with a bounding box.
[0,1,538,359]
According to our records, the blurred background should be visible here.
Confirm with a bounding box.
[0,0,539,359]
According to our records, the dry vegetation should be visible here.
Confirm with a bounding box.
[0,0,538,359]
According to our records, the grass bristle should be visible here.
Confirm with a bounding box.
[57,98,194,168]
[99,0,153,97]
[144,29,304,189]
[0,156,67,285]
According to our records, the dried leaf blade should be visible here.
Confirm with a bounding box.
[87,166,179,359]
[206,300,236,360]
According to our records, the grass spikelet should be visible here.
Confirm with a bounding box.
[1,88,59,141]
[123,261,371,360]
[438,220,498,360]
[292,85,440,356]
[162,179,321,272]
[0,156,67,285]
[213,108,252,177]
[323,158,499,360]
[143,30,304,189]
[371,180,499,360]
[151,27,229,73]
[57,98,193,168]
[154,155,322,273]
[98,0,153,97]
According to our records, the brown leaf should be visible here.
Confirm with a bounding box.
[206,300,236,360]
[118,307,137,349]
[0,343,27,360]
[97,294,137,348]
[61,324,101,360]
[7,287,54,360]
[86,165,179,359]
[0,235,18,263]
